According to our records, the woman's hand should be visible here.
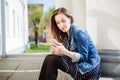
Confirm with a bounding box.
[50,41,75,60]
[51,42,66,56]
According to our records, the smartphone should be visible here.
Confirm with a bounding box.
[49,39,59,45]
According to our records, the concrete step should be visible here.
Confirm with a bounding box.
[7,53,48,58]
[0,54,119,80]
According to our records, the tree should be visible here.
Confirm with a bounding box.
[38,7,55,42]
[28,4,43,47]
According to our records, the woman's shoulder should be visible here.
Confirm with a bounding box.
[71,24,90,43]
[71,24,88,36]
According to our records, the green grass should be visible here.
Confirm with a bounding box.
[24,43,50,53]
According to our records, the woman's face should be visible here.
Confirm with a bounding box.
[55,13,71,33]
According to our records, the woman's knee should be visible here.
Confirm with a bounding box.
[44,54,58,63]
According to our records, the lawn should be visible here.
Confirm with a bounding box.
[24,43,51,53]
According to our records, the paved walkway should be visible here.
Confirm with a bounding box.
[0,53,117,80]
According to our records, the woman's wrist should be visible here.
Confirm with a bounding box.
[63,49,74,59]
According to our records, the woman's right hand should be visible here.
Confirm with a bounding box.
[51,43,63,56]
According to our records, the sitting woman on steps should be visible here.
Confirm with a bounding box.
[38,7,101,80]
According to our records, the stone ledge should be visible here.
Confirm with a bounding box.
[57,70,119,80]
[99,50,120,77]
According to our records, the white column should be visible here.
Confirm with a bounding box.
[23,0,29,49]
[1,0,6,57]
[55,0,86,28]
[55,0,72,10]
[72,0,86,27]
[86,0,98,45]
[0,0,2,58]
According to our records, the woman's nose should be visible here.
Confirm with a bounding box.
[60,23,64,27]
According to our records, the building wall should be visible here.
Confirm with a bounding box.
[86,0,120,50]
[55,0,120,50]
[55,0,86,27]
[4,0,28,55]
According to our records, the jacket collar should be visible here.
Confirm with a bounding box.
[68,24,75,40]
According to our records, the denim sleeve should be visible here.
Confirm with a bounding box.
[75,30,89,62]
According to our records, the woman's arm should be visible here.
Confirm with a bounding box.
[51,41,80,62]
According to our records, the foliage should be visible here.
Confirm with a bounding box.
[28,4,55,44]
[28,5,55,36]
[28,4,43,30]
[28,4,44,46]
[38,7,55,35]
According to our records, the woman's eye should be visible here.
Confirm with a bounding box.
[62,20,65,22]
[56,22,59,24]
[56,20,66,24]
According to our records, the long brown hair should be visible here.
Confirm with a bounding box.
[50,7,74,44]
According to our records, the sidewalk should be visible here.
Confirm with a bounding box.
[0,54,45,80]
[0,54,117,80]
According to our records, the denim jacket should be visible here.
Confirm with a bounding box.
[65,24,101,74]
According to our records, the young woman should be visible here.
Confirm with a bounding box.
[38,7,101,80]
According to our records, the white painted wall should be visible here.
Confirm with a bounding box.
[71,0,86,27]
[5,0,28,54]
[55,0,86,27]
[56,0,120,50]
[86,0,120,50]
[86,0,98,45]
